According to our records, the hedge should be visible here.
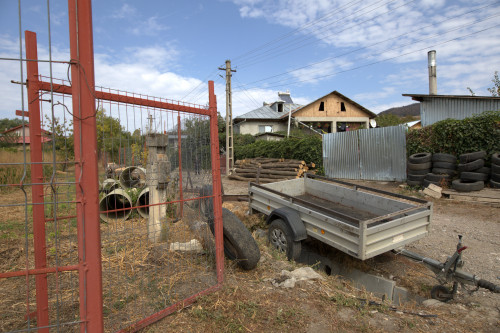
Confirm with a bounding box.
[406,111,500,158]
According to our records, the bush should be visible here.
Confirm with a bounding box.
[234,135,323,171]
[406,111,500,158]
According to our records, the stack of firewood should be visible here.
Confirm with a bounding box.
[228,157,316,183]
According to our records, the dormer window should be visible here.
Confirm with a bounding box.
[319,101,325,111]
[277,103,283,112]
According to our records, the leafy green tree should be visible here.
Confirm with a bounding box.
[96,108,131,161]
[487,71,500,97]
[0,118,24,133]
[376,113,404,127]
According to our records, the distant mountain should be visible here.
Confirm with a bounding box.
[378,103,420,117]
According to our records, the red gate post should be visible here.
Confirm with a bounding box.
[25,30,50,332]
[68,0,104,331]
[177,115,184,217]
[208,81,224,282]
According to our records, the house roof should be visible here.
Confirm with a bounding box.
[403,94,500,102]
[404,120,421,127]
[284,90,377,119]
[234,103,302,122]
[2,124,52,135]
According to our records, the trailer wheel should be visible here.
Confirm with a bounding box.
[268,219,301,261]
[430,285,453,302]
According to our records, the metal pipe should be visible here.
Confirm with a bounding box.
[428,50,437,95]
[99,189,133,223]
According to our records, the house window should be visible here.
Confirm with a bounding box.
[340,102,346,112]
[277,103,283,112]
[259,125,273,133]
[319,101,325,111]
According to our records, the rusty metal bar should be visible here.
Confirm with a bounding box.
[25,30,50,332]
[67,0,104,331]
[0,265,79,279]
[177,114,184,217]
[36,81,211,115]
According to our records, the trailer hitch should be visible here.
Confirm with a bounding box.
[397,235,500,302]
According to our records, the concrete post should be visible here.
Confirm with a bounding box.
[146,134,170,242]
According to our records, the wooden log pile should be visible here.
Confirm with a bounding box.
[228,157,316,183]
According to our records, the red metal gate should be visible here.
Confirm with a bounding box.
[0,1,223,332]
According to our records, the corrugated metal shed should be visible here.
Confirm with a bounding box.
[403,94,500,126]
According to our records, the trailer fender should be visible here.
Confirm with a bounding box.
[266,207,307,241]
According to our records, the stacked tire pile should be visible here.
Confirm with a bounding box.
[490,152,500,189]
[425,153,457,188]
[406,153,432,186]
[452,151,488,192]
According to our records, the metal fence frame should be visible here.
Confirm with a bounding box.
[0,1,224,331]
[323,126,407,181]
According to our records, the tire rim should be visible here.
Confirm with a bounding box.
[270,228,287,252]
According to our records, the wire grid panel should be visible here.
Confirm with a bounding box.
[96,89,220,332]
[0,78,82,331]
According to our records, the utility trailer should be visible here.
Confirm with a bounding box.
[248,174,432,261]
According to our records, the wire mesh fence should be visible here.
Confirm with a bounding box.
[0,1,223,332]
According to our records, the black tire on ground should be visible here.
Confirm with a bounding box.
[199,185,215,220]
[452,179,484,192]
[423,179,443,188]
[268,218,301,261]
[431,285,453,302]
[490,179,500,189]
[459,151,486,163]
[407,174,427,182]
[407,161,432,171]
[491,164,500,174]
[457,159,484,172]
[425,173,451,182]
[492,152,500,165]
[406,180,423,186]
[219,208,260,270]
[432,161,456,170]
[408,152,432,164]
[407,168,432,176]
[432,168,456,176]
[476,166,491,174]
[491,173,500,182]
[460,172,489,182]
[432,153,456,164]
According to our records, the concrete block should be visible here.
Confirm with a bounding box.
[427,183,442,194]
[340,268,396,300]
[392,286,408,306]
[423,187,442,199]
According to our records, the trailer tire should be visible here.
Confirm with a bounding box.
[432,153,456,163]
[492,152,500,165]
[431,285,453,302]
[408,152,432,163]
[219,208,260,270]
[268,219,301,261]
[452,179,484,192]
[459,151,486,163]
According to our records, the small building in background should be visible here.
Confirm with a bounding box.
[404,120,421,129]
[403,94,500,127]
[0,123,51,147]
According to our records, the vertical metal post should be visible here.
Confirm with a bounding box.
[25,30,50,332]
[208,81,224,281]
[428,50,437,95]
[177,115,184,217]
[68,1,104,331]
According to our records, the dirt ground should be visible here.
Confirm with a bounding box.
[147,176,500,332]
[1,176,498,332]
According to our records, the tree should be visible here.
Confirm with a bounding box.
[487,71,500,97]
[96,108,131,161]
[376,113,404,127]
[0,118,24,133]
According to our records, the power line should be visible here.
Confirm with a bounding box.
[233,4,500,91]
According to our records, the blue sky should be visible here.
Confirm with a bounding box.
[1,0,500,123]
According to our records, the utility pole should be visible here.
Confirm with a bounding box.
[219,60,236,175]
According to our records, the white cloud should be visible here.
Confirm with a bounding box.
[131,16,168,36]
[112,4,136,19]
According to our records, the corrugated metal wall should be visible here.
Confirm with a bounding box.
[421,98,500,126]
[323,126,407,181]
